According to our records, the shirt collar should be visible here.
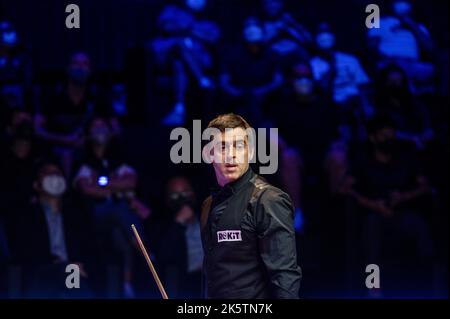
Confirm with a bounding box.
[227,167,254,194]
[212,167,254,196]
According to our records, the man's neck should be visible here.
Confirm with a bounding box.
[217,167,251,188]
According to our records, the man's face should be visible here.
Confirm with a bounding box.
[211,127,252,186]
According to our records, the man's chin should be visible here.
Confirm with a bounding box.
[223,172,238,180]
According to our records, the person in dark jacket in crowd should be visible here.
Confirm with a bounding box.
[12,158,91,298]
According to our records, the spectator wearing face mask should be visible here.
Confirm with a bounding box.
[0,110,46,250]
[310,22,372,142]
[34,51,119,177]
[150,176,203,299]
[345,114,434,295]
[220,17,283,127]
[73,116,150,298]
[149,0,220,126]
[11,159,92,298]
[374,64,433,150]
[260,0,312,72]
[266,62,339,233]
[367,0,434,94]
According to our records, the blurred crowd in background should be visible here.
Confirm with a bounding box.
[0,0,448,298]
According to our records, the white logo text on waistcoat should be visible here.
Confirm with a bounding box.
[217,230,242,242]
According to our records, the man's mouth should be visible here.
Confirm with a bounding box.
[225,163,238,169]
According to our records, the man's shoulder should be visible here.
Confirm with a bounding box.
[251,176,292,206]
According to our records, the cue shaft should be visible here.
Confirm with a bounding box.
[131,224,169,299]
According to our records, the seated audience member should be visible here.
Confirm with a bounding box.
[346,115,434,290]
[151,176,203,299]
[374,64,434,150]
[220,17,282,127]
[0,109,44,247]
[34,51,118,177]
[261,0,312,70]
[150,0,220,126]
[73,116,149,298]
[12,158,91,298]
[266,61,338,232]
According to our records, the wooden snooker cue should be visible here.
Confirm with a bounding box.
[131,224,169,299]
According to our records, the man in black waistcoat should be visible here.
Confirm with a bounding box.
[200,113,301,299]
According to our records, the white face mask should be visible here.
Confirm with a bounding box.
[42,175,66,196]
[316,32,335,50]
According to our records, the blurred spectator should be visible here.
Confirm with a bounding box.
[0,110,44,248]
[220,17,282,127]
[12,159,91,298]
[0,20,34,122]
[261,0,312,71]
[149,0,220,126]
[346,115,434,280]
[310,22,372,142]
[266,61,338,232]
[0,219,8,264]
[73,116,149,298]
[34,51,118,177]
[151,176,203,298]
[367,0,435,94]
[374,64,434,150]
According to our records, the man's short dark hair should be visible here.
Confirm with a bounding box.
[207,113,251,132]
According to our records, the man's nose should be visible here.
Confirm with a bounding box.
[225,147,236,162]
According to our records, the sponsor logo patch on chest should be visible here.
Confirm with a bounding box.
[217,230,242,242]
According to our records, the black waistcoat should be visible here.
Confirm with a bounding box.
[201,170,271,299]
